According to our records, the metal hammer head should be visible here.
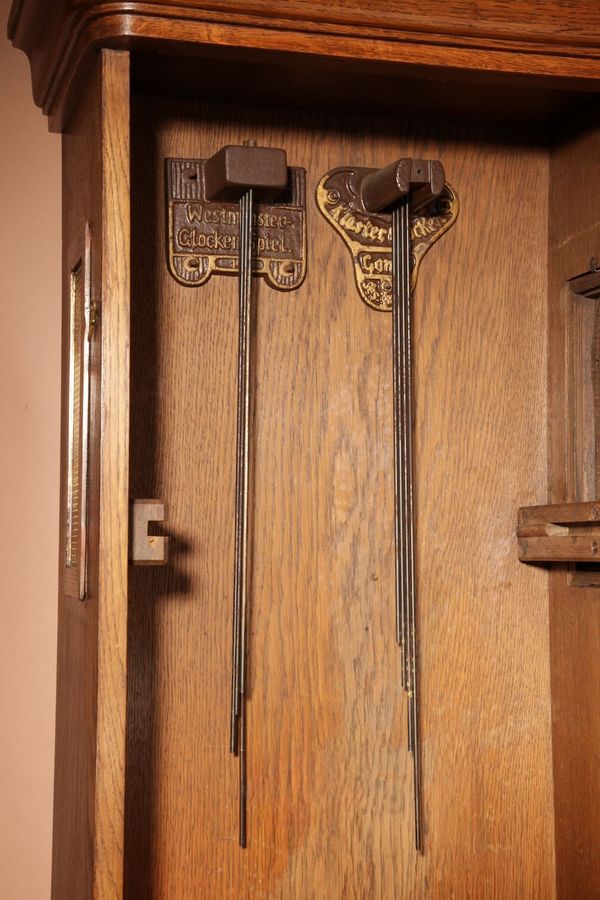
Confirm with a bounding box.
[361,158,445,214]
[204,144,288,202]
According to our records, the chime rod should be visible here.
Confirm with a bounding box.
[363,158,444,854]
[230,207,245,750]
[405,271,421,852]
[233,187,254,847]
[239,690,248,848]
[392,199,421,851]
[231,187,254,752]
[391,199,410,690]
[204,141,289,849]
[398,198,414,753]
[397,187,428,851]
[237,187,253,702]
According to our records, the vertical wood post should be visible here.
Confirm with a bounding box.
[52,49,130,900]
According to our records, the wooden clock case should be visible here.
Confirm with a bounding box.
[8,2,600,897]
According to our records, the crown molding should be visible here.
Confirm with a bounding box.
[8,1,600,129]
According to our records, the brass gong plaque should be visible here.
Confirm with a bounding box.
[316,166,459,310]
[166,158,306,291]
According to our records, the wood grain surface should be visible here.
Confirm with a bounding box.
[124,96,555,898]
[547,117,600,900]
[8,0,600,129]
[52,49,129,900]
[520,502,600,526]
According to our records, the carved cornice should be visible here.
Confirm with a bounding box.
[8,1,600,127]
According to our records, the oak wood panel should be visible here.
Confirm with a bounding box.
[547,118,600,900]
[94,49,131,900]
[125,97,554,898]
[8,0,600,130]
[52,49,129,900]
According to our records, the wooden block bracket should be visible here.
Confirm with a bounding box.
[130,499,168,565]
[517,501,600,563]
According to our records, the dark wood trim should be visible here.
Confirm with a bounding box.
[8,1,600,129]
[569,268,600,298]
[519,501,600,526]
[545,121,600,899]
[51,48,130,900]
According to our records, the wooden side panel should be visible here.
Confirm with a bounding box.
[52,49,129,900]
[548,121,600,900]
[125,99,554,898]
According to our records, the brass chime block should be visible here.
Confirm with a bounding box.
[165,155,307,291]
[316,161,458,310]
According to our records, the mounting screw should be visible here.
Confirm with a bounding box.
[592,505,600,520]
[592,541,599,555]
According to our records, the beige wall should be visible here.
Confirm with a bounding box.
[0,2,61,897]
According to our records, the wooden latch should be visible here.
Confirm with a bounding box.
[517,501,600,562]
[129,499,168,565]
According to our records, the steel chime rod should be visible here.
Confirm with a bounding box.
[392,198,410,691]
[316,155,450,854]
[196,142,291,849]
[361,157,444,853]
[392,199,421,852]
[231,187,254,848]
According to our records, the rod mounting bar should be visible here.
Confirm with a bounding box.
[204,144,288,202]
[361,158,445,215]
